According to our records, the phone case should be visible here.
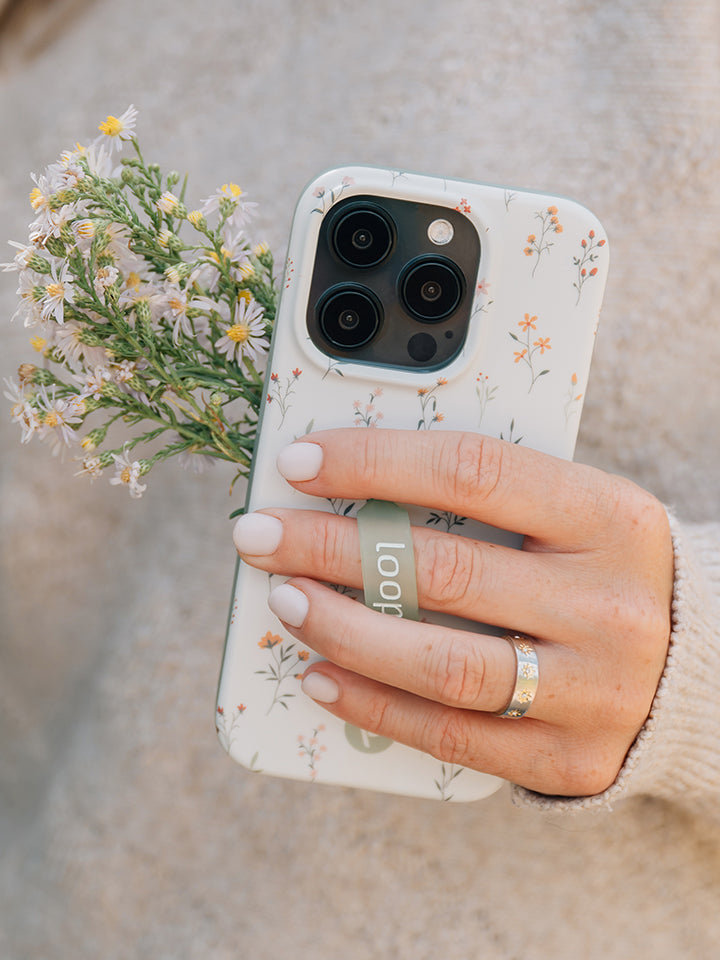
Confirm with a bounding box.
[216,165,608,802]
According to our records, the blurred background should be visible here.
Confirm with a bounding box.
[1,1,718,958]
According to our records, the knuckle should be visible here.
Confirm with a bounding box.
[430,635,487,708]
[419,534,482,611]
[307,515,347,576]
[550,740,619,797]
[424,708,474,767]
[364,692,392,735]
[444,434,507,507]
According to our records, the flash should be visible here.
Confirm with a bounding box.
[427,218,454,245]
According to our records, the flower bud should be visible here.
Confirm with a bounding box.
[31,368,56,385]
[209,391,226,407]
[45,237,66,258]
[101,382,124,400]
[81,426,108,451]
[187,210,206,229]
[17,363,37,384]
[166,171,180,188]
[78,328,104,346]
[27,255,52,274]
[121,168,137,185]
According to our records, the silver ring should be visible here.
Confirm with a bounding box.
[495,633,539,719]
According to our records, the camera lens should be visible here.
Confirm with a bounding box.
[318,285,382,349]
[399,256,464,322]
[330,203,395,268]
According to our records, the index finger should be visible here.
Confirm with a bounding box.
[276,428,617,548]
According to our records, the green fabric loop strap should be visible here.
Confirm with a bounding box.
[356,500,419,621]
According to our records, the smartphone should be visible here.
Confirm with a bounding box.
[216,165,608,801]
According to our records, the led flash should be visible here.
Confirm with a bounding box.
[427,218,454,245]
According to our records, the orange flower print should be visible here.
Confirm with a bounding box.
[258,631,282,649]
[573,229,606,304]
[509,314,552,392]
[256,633,311,713]
[416,379,446,429]
[525,207,564,276]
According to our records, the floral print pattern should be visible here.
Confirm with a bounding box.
[509,314,552,392]
[255,631,310,714]
[524,205,563,276]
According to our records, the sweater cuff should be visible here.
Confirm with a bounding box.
[512,513,720,815]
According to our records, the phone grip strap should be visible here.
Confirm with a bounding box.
[356,500,419,621]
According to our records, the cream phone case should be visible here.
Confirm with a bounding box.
[216,165,608,801]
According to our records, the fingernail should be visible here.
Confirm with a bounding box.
[233,513,283,555]
[276,442,324,482]
[302,671,340,704]
[268,583,309,628]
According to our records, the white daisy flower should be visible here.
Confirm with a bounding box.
[214,298,268,365]
[93,264,120,299]
[53,321,86,368]
[109,445,147,498]
[30,202,79,245]
[35,384,82,452]
[13,270,44,327]
[97,105,138,152]
[3,377,41,444]
[75,455,104,480]
[82,141,116,178]
[73,365,112,400]
[200,182,258,231]
[39,260,76,325]
[1,241,38,273]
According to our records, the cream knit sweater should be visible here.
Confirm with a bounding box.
[1,1,718,958]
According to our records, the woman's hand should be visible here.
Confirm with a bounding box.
[232,429,674,797]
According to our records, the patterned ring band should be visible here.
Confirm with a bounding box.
[495,633,539,719]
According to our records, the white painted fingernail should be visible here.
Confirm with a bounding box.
[276,442,324,482]
[268,583,309,628]
[302,672,340,704]
[233,513,283,555]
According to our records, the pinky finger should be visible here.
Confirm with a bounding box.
[300,663,570,795]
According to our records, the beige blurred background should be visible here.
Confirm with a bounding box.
[1,1,719,958]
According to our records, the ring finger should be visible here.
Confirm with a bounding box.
[267,576,579,723]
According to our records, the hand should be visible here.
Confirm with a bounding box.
[232,429,674,797]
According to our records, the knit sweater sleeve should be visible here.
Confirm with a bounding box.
[512,512,720,817]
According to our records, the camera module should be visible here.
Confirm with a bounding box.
[330,202,395,268]
[317,284,383,349]
[399,256,464,322]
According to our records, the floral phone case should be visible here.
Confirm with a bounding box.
[216,165,608,802]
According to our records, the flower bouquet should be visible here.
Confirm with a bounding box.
[3,106,277,507]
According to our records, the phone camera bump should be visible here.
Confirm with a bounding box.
[318,285,383,349]
[330,203,395,268]
[399,256,464,322]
